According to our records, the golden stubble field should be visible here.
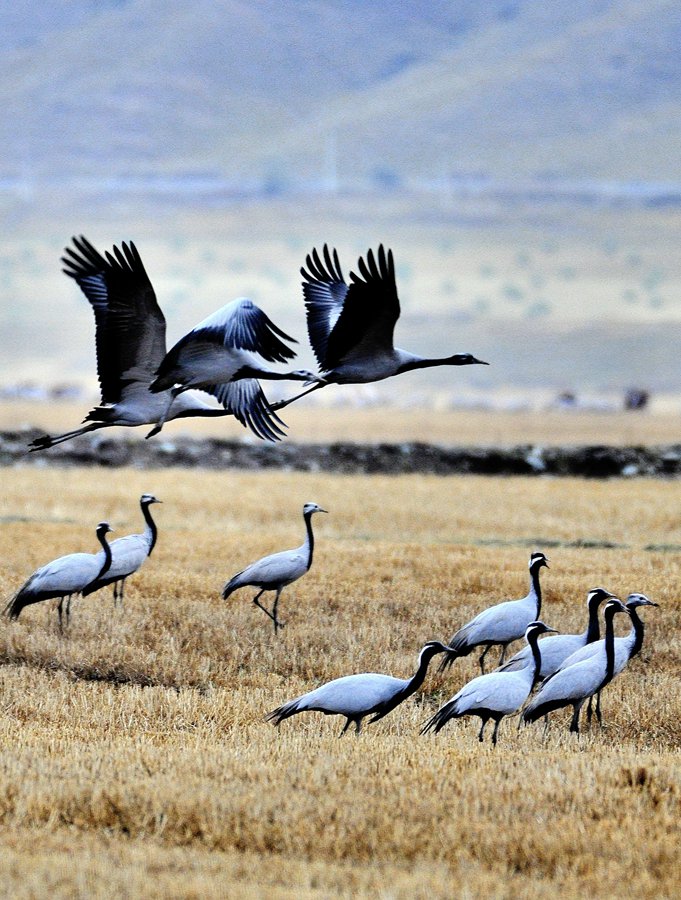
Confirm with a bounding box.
[0,466,680,898]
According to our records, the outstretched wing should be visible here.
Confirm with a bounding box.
[204,378,287,442]
[300,244,349,369]
[307,245,399,370]
[62,236,167,403]
[192,298,297,363]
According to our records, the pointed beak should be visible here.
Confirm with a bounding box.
[319,507,328,514]
[475,358,490,365]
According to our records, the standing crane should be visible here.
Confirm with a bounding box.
[223,502,327,634]
[4,521,113,630]
[522,599,629,733]
[266,641,450,735]
[555,592,659,727]
[421,621,556,746]
[274,244,488,409]
[82,493,161,608]
[500,587,617,680]
[440,551,550,673]
[148,298,324,440]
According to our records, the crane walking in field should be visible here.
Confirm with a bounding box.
[440,551,550,674]
[274,244,488,409]
[148,298,324,441]
[421,621,556,746]
[501,587,617,681]
[82,493,161,608]
[30,237,239,451]
[522,599,629,733]
[4,521,113,630]
[223,502,327,633]
[266,641,451,735]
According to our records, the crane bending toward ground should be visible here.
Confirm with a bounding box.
[148,298,324,440]
[266,641,450,735]
[82,493,161,608]
[223,502,327,634]
[273,244,488,410]
[4,521,113,630]
[439,551,550,674]
[554,593,659,727]
[421,621,556,746]
[501,587,617,680]
[522,599,629,733]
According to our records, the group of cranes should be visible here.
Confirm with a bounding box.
[29,236,487,451]
[5,494,161,630]
[264,551,659,743]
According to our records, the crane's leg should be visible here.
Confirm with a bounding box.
[57,598,64,633]
[478,716,488,742]
[543,714,551,737]
[270,381,325,412]
[66,593,72,626]
[252,589,282,629]
[570,700,585,734]
[491,717,502,747]
[146,387,182,439]
[355,719,362,735]
[586,695,594,725]
[594,691,603,726]
[478,645,491,674]
[340,717,354,737]
[119,579,126,612]
[498,643,509,666]
[271,588,285,634]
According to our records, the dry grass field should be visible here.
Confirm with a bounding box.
[0,466,680,898]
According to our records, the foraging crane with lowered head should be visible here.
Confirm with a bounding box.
[266,641,450,735]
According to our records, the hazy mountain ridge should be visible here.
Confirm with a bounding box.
[1,0,680,193]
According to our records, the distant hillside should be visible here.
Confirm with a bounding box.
[1,0,680,197]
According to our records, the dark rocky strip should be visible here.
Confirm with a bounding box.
[3,429,681,477]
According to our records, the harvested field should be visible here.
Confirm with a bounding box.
[0,467,680,898]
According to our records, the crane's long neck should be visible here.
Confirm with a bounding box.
[529,564,543,616]
[397,354,456,374]
[603,610,619,686]
[528,632,543,687]
[236,364,309,382]
[303,512,315,570]
[141,502,158,555]
[95,531,113,580]
[585,600,601,644]
[626,608,644,658]
[403,645,446,698]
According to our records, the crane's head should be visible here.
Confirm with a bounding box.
[525,621,557,640]
[603,598,629,620]
[529,551,549,571]
[446,352,489,366]
[303,502,328,516]
[625,593,659,610]
[419,640,451,661]
[586,587,618,609]
[141,493,162,506]
[96,522,113,536]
